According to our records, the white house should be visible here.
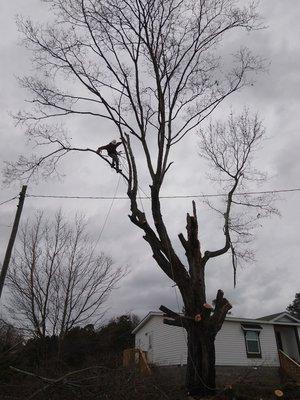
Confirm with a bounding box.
[133,311,300,381]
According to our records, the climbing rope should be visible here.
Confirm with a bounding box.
[89,174,122,256]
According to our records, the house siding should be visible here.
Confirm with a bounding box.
[135,316,187,365]
[135,316,280,367]
[215,321,279,366]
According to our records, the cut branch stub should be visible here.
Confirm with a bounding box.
[159,305,181,320]
[186,201,200,251]
[211,289,232,331]
[202,303,214,319]
[163,318,183,328]
[159,305,189,328]
[178,201,202,278]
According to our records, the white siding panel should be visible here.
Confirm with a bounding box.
[136,316,187,365]
[215,322,279,366]
[136,316,281,366]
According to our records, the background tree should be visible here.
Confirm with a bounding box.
[6,211,126,339]
[4,0,276,396]
[97,314,139,354]
[287,293,300,320]
[60,314,139,367]
[0,318,23,353]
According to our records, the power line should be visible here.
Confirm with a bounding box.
[0,196,18,207]
[25,187,300,201]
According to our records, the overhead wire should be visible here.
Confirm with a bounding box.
[0,196,18,207]
[24,187,300,201]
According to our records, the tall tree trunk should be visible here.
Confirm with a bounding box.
[186,325,216,397]
[158,203,232,396]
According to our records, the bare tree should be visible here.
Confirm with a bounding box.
[198,111,278,285]
[6,211,126,339]
[4,0,275,395]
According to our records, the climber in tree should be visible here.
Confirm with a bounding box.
[97,139,122,172]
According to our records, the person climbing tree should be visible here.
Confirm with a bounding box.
[97,139,122,172]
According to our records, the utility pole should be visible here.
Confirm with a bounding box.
[0,185,27,300]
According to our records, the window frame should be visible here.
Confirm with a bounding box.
[242,325,262,359]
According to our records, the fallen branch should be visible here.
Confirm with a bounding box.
[10,365,111,383]
[9,365,112,399]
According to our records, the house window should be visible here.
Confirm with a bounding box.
[244,330,262,358]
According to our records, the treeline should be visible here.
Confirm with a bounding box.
[0,314,139,379]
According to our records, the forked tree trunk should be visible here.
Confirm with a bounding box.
[161,297,230,397]
[186,325,216,397]
[156,203,232,397]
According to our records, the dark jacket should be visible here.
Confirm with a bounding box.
[98,141,122,155]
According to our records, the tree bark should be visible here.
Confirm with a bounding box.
[156,202,232,396]
[182,290,231,396]
[161,288,231,396]
[186,324,216,397]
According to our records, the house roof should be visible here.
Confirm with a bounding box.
[257,312,286,321]
[132,311,162,334]
[257,311,300,323]
[132,310,300,334]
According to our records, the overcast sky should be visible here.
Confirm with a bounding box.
[0,0,300,325]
